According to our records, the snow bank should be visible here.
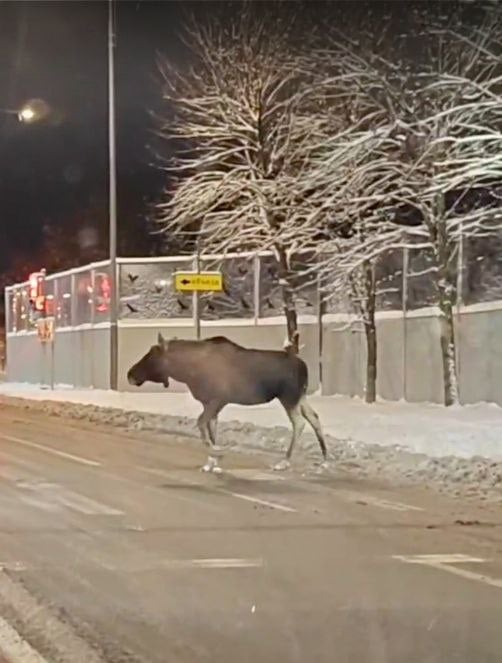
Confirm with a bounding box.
[2,383,502,460]
[1,383,502,502]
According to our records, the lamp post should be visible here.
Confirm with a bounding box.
[108,0,119,391]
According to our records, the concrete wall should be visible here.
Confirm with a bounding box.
[6,327,110,389]
[117,321,320,393]
[7,304,502,406]
[457,308,502,406]
[321,306,502,406]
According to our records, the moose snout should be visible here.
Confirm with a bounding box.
[127,369,143,387]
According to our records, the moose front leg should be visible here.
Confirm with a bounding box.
[197,401,224,474]
[274,402,305,471]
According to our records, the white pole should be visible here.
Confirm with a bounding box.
[456,223,464,400]
[402,246,409,401]
[108,0,119,390]
[253,254,260,325]
[193,242,201,340]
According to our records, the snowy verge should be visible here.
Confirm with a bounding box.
[2,383,502,459]
[1,383,502,502]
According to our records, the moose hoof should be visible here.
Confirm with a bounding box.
[273,459,291,472]
[201,456,222,473]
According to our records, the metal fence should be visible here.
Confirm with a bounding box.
[5,252,322,333]
[6,238,502,334]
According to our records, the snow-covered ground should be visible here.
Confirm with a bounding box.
[1,382,502,460]
[1,382,502,502]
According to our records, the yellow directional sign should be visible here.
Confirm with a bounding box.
[174,271,223,293]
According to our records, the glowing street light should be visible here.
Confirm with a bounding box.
[18,106,36,123]
[17,99,50,123]
[1,98,50,123]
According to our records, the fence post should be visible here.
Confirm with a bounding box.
[317,274,324,393]
[456,226,464,403]
[253,254,260,325]
[50,278,58,390]
[90,268,96,327]
[193,250,201,340]
[3,288,10,373]
[70,271,77,328]
[402,246,409,402]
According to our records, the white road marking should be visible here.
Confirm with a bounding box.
[219,489,297,513]
[0,614,48,663]
[0,562,26,572]
[339,490,423,512]
[52,490,123,516]
[18,494,61,513]
[227,469,285,481]
[162,558,263,569]
[393,554,502,590]
[394,554,486,564]
[18,481,123,516]
[138,466,297,513]
[0,433,101,467]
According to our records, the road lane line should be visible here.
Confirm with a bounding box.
[139,466,297,513]
[51,489,123,516]
[0,562,26,572]
[225,469,285,481]
[219,489,297,513]
[0,615,48,663]
[17,481,123,516]
[339,490,423,512]
[162,558,263,569]
[394,554,486,564]
[393,554,502,590]
[0,433,101,467]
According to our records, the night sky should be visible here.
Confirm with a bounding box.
[0,0,203,276]
[0,0,461,280]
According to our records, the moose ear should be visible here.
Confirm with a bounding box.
[157,332,166,349]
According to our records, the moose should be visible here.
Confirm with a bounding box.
[127,334,327,473]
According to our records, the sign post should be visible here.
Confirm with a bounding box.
[37,317,55,390]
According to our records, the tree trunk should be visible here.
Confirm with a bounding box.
[433,196,459,407]
[437,279,459,406]
[363,261,377,404]
[276,245,299,354]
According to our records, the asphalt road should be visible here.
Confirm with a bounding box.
[0,405,502,662]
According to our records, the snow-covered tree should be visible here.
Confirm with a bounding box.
[301,7,502,406]
[156,8,328,353]
[388,10,502,405]
[287,28,409,403]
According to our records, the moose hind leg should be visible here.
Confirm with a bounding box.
[197,412,211,447]
[274,403,305,471]
[300,398,328,461]
[199,401,224,473]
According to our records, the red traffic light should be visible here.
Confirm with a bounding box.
[28,271,46,312]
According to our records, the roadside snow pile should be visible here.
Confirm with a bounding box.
[1,386,502,503]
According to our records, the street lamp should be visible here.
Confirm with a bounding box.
[18,107,36,123]
[1,99,50,123]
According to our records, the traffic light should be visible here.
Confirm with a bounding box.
[95,272,111,313]
[28,271,45,312]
